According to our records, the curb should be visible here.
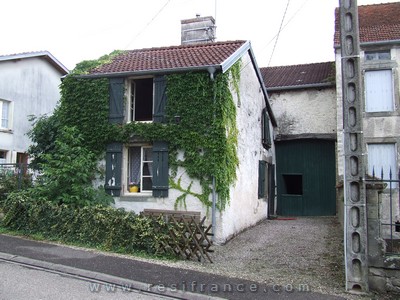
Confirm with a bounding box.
[0,252,224,300]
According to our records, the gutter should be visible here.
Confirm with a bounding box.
[75,65,223,79]
[267,82,335,92]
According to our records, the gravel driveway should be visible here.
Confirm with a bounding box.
[160,216,377,299]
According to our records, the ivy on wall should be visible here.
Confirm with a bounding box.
[29,51,241,211]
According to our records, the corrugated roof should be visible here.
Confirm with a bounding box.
[89,40,247,76]
[0,51,69,75]
[260,62,335,91]
[334,2,400,46]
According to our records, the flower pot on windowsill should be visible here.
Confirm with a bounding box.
[129,185,139,193]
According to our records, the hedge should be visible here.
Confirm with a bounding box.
[0,192,173,256]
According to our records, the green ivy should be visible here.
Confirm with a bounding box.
[29,51,241,211]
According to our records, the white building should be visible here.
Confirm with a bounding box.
[0,51,68,164]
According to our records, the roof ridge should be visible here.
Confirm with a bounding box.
[124,40,247,53]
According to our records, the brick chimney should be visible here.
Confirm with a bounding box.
[181,15,216,45]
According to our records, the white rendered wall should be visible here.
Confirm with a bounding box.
[0,57,64,162]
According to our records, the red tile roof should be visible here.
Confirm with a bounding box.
[260,62,335,90]
[89,40,246,75]
[334,2,400,46]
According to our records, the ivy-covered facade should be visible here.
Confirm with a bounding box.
[83,40,276,243]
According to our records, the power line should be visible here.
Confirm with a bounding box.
[124,0,172,49]
[268,0,291,67]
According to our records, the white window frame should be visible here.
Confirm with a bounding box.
[364,69,394,112]
[128,77,154,123]
[367,143,397,180]
[125,145,153,194]
[0,99,12,130]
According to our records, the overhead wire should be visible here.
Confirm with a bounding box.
[124,0,172,49]
[267,0,291,67]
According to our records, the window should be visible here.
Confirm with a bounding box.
[130,78,153,122]
[282,174,303,195]
[365,50,390,61]
[0,150,6,164]
[365,70,394,112]
[0,100,10,129]
[127,146,153,192]
[367,143,397,179]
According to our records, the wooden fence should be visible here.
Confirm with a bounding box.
[142,209,213,263]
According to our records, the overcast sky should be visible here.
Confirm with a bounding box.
[1,0,398,70]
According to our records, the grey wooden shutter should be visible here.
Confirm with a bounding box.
[153,76,167,123]
[105,78,124,196]
[152,141,169,197]
[109,78,125,124]
[105,143,123,196]
[258,160,266,198]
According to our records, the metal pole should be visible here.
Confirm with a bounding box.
[339,0,369,293]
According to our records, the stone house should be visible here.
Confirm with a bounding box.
[0,51,68,164]
[260,62,337,216]
[83,36,276,244]
[334,2,400,294]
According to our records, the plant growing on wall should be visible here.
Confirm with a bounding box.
[28,51,241,211]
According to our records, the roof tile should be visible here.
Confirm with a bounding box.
[89,40,246,75]
[260,62,335,90]
[334,2,400,45]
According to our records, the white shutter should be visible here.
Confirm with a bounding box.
[367,143,397,178]
[365,70,394,112]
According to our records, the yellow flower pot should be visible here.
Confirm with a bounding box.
[129,185,139,193]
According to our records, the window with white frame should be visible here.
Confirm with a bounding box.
[365,50,391,61]
[127,146,153,192]
[365,69,394,112]
[367,143,397,179]
[129,78,154,122]
[0,100,11,129]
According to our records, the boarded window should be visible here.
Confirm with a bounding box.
[367,143,397,179]
[365,70,394,112]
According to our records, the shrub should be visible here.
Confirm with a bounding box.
[1,193,169,255]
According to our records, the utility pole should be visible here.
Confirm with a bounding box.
[339,0,369,293]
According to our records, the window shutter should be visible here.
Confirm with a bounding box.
[109,78,125,124]
[152,141,169,197]
[262,108,272,149]
[105,143,122,196]
[258,160,266,198]
[153,76,167,123]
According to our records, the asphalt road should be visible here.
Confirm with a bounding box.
[0,260,173,300]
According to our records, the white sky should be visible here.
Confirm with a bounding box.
[1,0,398,70]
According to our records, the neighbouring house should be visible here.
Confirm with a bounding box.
[0,51,68,164]
[81,18,276,244]
[260,62,337,216]
[334,2,400,294]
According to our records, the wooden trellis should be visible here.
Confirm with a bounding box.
[142,209,214,263]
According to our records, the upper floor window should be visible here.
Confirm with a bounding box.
[130,78,153,122]
[365,50,391,61]
[0,100,11,129]
[365,69,394,112]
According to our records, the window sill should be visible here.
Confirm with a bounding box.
[120,192,156,202]
[0,128,13,134]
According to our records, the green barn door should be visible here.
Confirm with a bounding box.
[276,139,336,216]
